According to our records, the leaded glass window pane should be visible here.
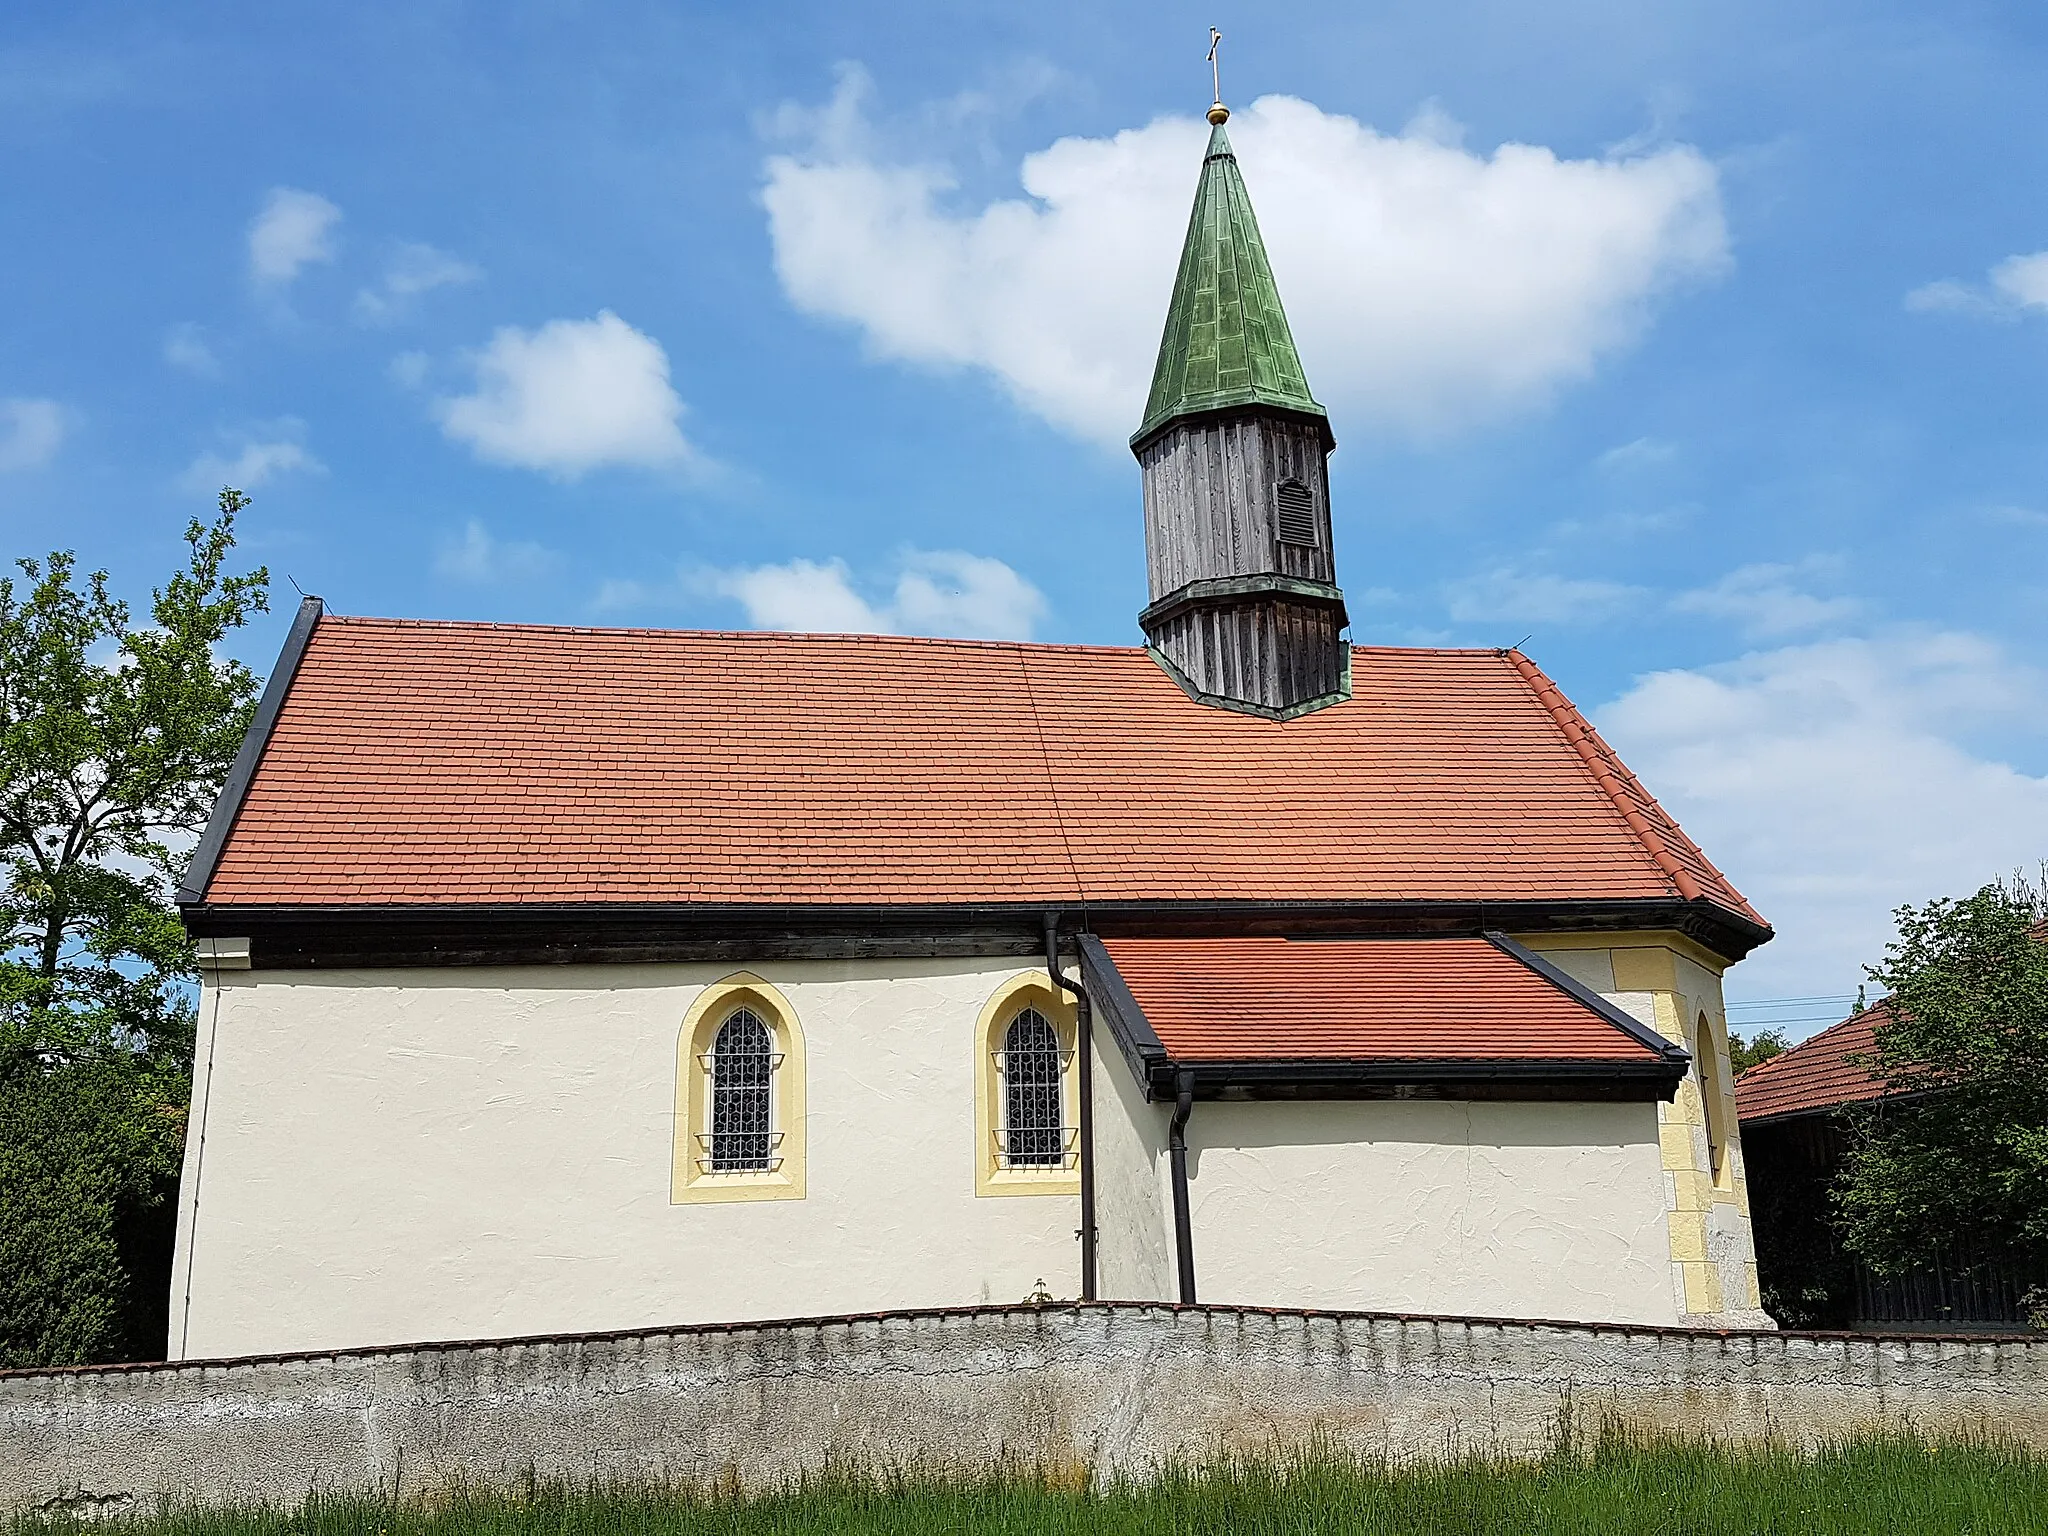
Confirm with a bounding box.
[710,1008,775,1171]
[1002,1008,1065,1167]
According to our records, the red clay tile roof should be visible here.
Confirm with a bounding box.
[1735,925,2048,1121]
[1099,936,1664,1062]
[1505,653,1732,908]
[1734,1005,1888,1122]
[194,617,1762,922]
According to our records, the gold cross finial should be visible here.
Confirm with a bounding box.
[1206,28,1229,124]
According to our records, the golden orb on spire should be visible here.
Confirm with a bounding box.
[1208,102,1230,125]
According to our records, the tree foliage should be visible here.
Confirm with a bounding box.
[1834,875,2048,1279]
[0,492,267,1367]
[1729,1029,1788,1074]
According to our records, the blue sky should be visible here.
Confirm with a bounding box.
[6,2,2047,1032]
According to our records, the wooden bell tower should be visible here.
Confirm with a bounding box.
[1132,101,1348,721]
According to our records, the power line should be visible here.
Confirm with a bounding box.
[1731,1018,1855,1031]
[1726,994,1861,1009]
[1729,1009,1859,1021]
[1724,994,1866,1036]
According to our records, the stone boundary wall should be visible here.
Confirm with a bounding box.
[6,1303,2046,1514]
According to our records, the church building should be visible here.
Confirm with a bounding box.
[169,99,1774,1361]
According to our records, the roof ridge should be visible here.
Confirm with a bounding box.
[323,617,1527,663]
[1484,930,1686,1064]
[1350,644,1530,657]
[323,615,1152,656]
[1504,650,1756,923]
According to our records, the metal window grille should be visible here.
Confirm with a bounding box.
[1275,479,1317,547]
[997,1008,1067,1167]
[706,1008,777,1172]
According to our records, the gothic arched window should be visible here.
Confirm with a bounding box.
[673,977,806,1204]
[1000,1007,1066,1168]
[709,1007,777,1172]
[1695,1011,1732,1189]
[974,978,1078,1196]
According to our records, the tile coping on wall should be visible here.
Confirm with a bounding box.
[6,1300,2039,1382]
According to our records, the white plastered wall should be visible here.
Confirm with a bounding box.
[1088,1032,1174,1301]
[1182,1099,1678,1324]
[1086,1077,1680,1325]
[170,959,1080,1360]
[1517,934,1768,1327]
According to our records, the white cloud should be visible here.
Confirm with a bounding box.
[1906,249,2048,318]
[354,241,482,324]
[1988,504,2048,528]
[590,576,658,612]
[601,548,1046,640]
[884,551,1047,637]
[712,558,887,632]
[1991,251,2048,311]
[163,323,219,377]
[762,70,1728,445]
[1903,279,1983,315]
[435,311,694,477]
[1671,560,1859,639]
[248,187,341,286]
[180,423,323,491]
[1594,436,1678,474]
[434,519,556,583]
[388,350,432,390]
[1547,504,1694,542]
[1597,631,2048,1007]
[711,550,1046,639]
[0,398,64,472]
[1443,568,1646,625]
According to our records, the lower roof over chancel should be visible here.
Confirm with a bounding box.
[1083,933,1691,1102]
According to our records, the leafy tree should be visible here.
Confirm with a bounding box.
[1834,875,2048,1282]
[0,492,268,1366]
[1729,1029,1788,1074]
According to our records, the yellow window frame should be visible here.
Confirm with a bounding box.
[672,973,807,1205]
[974,972,1081,1198]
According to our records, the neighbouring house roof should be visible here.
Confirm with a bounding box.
[1734,1005,1888,1124]
[1736,921,2048,1124]
[180,607,1762,943]
[1082,932,1688,1097]
[1133,121,1326,449]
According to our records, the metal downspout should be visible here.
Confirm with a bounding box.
[1168,1067,1197,1304]
[1044,913,1097,1301]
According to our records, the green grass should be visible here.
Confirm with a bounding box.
[22,1435,2048,1536]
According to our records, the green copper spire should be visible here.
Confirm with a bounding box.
[1133,120,1327,448]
